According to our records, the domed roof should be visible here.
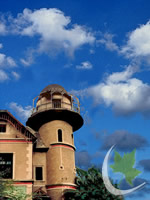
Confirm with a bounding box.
[40,84,67,95]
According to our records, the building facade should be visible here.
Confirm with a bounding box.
[0,84,83,200]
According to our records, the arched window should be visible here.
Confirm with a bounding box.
[71,133,74,143]
[58,129,63,142]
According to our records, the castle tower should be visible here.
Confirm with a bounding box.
[26,84,83,200]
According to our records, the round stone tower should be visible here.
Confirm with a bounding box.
[26,84,83,200]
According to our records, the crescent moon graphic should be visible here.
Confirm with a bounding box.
[102,145,146,196]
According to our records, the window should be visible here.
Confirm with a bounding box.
[58,129,62,142]
[53,99,61,108]
[0,124,6,132]
[72,134,74,143]
[35,167,43,180]
[0,153,13,179]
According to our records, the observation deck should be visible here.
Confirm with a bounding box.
[26,84,83,132]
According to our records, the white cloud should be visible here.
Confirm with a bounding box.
[0,53,16,68]
[0,69,9,82]
[75,66,150,117]
[0,22,6,35]
[76,61,93,70]
[9,102,32,121]
[11,71,20,80]
[98,33,119,52]
[20,48,35,66]
[121,21,150,58]
[0,52,17,81]
[10,8,95,57]
[107,65,139,83]
[6,57,16,67]
[20,57,33,66]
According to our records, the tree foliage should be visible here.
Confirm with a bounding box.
[0,172,30,200]
[64,167,124,200]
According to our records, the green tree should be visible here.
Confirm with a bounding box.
[64,167,124,200]
[0,172,30,200]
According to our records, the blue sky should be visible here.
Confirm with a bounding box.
[1,0,150,199]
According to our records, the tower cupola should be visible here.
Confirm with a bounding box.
[27,84,83,132]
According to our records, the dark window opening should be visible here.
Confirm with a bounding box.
[0,124,6,132]
[35,167,43,180]
[0,153,13,179]
[53,99,61,108]
[58,129,62,142]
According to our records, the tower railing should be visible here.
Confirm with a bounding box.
[31,92,80,116]
[31,100,80,115]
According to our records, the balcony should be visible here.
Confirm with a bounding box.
[31,99,80,115]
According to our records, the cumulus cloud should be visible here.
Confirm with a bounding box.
[9,102,32,121]
[7,8,95,57]
[98,33,119,52]
[97,22,150,66]
[76,61,93,70]
[106,65,138,83]
[11,71,20,80]
[75,65,150,117]
[121,21,150,59]
[139,159,150,172]
[20,48,35,66]
[0,53,16,68]
[20,58,32,66]
[97,22,150,64]
[88,66,150,116]
[0,51,17,82]
[0,22,6,35]
[0,69,9,82]
[101,130,147,151]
